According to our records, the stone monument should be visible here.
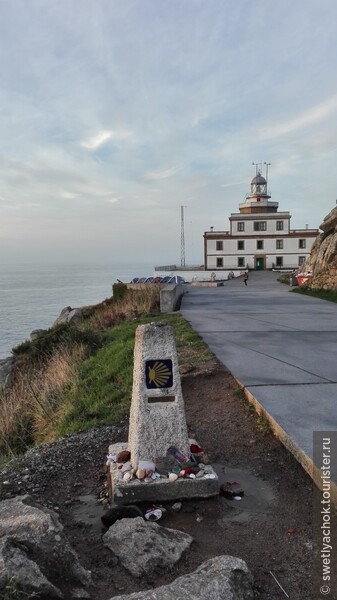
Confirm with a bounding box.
[107,321,219,504]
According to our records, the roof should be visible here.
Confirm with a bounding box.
[251,172,267,185]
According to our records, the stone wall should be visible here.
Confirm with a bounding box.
[301,206,337,290]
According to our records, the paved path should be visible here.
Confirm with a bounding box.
[181,272,337,493]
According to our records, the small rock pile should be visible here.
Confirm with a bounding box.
[107,441,216,487]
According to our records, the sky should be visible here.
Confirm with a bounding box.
[1,0,337,266]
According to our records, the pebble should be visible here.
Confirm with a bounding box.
[123,472,131,482]
[171,502,182,512]
[145,508,162,521]
[136,468,145,480]
[203,466,213,474]
[168,473,178,482]
[196,470,205,478]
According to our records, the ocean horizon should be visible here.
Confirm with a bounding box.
[0,261,155,359]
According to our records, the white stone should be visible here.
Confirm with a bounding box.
[128,323,190,470]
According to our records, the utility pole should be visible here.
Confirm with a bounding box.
[181,205,186,267]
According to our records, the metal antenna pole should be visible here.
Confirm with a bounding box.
[264,162,271,183]
[181,205,186,267]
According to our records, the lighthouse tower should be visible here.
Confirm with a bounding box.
[239,165,278,214]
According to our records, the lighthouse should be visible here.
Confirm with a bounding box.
[203,163,319,271]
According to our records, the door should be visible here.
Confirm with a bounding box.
[256,257,264,270]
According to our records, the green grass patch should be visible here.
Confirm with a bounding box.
[52,313,213,438]
[292,287,337,303]
[277,273,290,285]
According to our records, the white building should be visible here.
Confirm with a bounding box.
[204,168,319,271]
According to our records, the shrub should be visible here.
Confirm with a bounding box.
[112,282,128,302]
[12,323,101,361]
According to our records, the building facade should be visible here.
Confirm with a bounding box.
[204,169,319,271]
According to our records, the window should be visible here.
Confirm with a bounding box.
[216,257,223,267]
[238,257,245,267]
[237,241,244,250]
[276,221,284,231]
[216,241,223,251]
[254,221,267,231]
[257,240,264,250]
[298,256,306,266]
[276,256,283,267]
[276,239,283,249]
[299,239,306,249]
[237,222,245,232]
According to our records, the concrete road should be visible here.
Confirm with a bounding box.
[181,271,337,491]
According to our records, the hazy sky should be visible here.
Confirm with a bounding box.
[1,0,337,266]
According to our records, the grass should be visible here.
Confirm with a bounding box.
[54,313,213,439]
[292,287,337,303]
[0,577,39,600]
[256,414,271,435]
[277,273,290,285]
[0,283,213,458]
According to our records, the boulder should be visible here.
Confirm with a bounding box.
[53,307,83,327]
[0,496,91,599]
[30,329,48,341]
[300,207,337,289]
[319,206,337,233]
[109,555,254,600]
[0,357,15,392]
[103,517,193,577]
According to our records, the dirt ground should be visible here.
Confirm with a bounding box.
[1,359,332,600]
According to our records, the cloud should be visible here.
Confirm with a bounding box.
[145,165,182,181]
[221,180,247,189]
[257,94,337,141]
[81,130,113,150]
[106,197,121,204]
[60,191,80,200]
[81,129,135,150]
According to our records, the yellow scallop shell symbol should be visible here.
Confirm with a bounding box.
[148,361,171,388]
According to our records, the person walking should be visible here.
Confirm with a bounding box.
[243,271,248,286]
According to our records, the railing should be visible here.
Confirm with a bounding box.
[290,229,318,234]
[155,264,205,271]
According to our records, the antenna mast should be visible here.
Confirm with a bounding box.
[180,205,186,267]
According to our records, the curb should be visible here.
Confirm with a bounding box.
[237,379,337,508]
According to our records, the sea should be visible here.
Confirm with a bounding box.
[0,262,154,359]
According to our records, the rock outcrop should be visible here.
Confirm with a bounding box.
[301,206,337,289]
[103,517,193,577]
[110,555,254,600]
[53,306,84,327]
[0,357,14,392]
[0,495,91,599]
